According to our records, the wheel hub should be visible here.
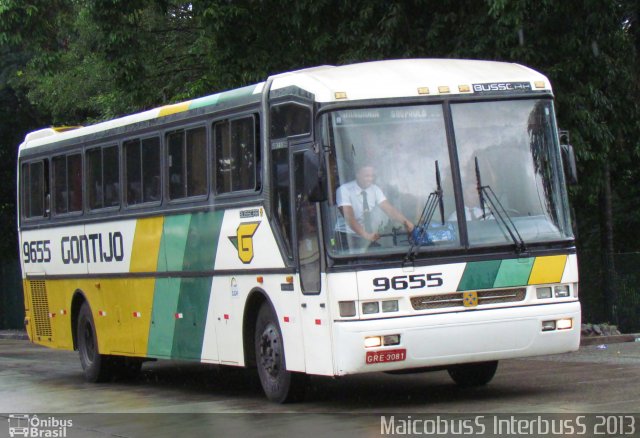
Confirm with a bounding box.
[259,324,281,377]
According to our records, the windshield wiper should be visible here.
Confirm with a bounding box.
[474,157,527,254]
[405,161,444,263]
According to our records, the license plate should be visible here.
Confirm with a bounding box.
[365,349,406,364]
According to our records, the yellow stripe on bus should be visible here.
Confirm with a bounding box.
[528,255,568,285]
[158,102,191,117]
[130,217,164,273]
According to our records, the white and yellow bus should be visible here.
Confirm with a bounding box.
[17,59,580,402]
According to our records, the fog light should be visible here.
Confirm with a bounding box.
[555,285,570,298]
[537,287,552,299]
[381,300,399,313]
[556,318,573,330]
[339,301,356,317]
[542,320,556,331]
[364,336,382,348]
[362,302,379,314]
[383,334,400,346]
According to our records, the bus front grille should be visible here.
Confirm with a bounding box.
[411,287,527,310]
[29,280,52,337]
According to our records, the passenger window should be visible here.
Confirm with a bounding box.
[214,116,258,194]
[21,160,48,218]
[125,137,161,205]
[167,126,207,199]
[270,103,311,139]
[52,153,82,214]
[271,145,292,259]
[87,145,119,210]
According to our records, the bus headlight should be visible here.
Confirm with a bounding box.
[364,336,382,348]
[542,320,556,331]
[362,302,379,314]
[383,334,401,346]
[555,285,570,298]
[381,300,399,313]
[536,287,552,299]
[339,301,356,317]
[556,318,573,330]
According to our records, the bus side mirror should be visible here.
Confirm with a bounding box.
[303,148,327,202]
[561,143,578,185]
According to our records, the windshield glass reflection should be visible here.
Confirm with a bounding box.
[322,105,459,256]
[321,99,573,258]
[451,99,573,247]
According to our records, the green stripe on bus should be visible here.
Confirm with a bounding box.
[493,258,535,288]
[157,214,192,272]
[189,84,258,110]
[457,260,502,291]
[171,277,212,359]
[188,94,220,110]
[147,278,181,358]
[165,211,223,359]
[182,211,224,271]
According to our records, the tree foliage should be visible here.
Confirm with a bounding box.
[1,0,639,324]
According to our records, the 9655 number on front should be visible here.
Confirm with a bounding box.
[373,273,443,292]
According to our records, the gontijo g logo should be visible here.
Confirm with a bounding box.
[228,222,261,264]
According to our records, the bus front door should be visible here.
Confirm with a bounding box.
[293,149,333,376]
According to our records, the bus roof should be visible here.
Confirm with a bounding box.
[270,58,550,102]
[19,59,550,152]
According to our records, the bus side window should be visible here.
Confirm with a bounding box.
[125,139,142,205]
[270,103,311,138]
[103,146,120,207]
[125,136,160,205]
[87,145,120,210]
[214,115,259,194]
[22,160,48,218]
[142,137,160,203]
[271,145,292,260]
[52,154,82,214]
[167,127,206,200]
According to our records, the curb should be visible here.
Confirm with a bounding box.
[580,334,640,346]
[0,330,29,340]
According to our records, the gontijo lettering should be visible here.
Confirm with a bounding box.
[61,232,124,264]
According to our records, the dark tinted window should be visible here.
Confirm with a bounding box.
[125,137,161,205]
[167,126,207,199]
[214,116,257,193]
[52,153,82,214]
[87,145,119,210]
[21,161,47,218]
[271,145,292,259]
[271,103,311,138]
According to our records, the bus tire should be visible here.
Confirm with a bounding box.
[77,302,112,383]
[254,303,306,403]
[447,361,498,387]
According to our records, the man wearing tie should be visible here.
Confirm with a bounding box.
[335,164,414,250]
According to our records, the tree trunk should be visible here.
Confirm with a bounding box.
[600,161,617,323]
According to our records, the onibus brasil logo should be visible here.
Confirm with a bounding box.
[7,414,72,437]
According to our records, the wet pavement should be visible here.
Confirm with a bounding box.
[1,337,639,437]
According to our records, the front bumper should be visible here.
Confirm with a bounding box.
[332,301,581,375]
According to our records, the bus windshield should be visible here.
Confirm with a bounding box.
[322,99,573,257]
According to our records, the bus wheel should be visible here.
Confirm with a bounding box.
[254,303,306,403]
[77,302,112,383]
[447,361,498,387]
